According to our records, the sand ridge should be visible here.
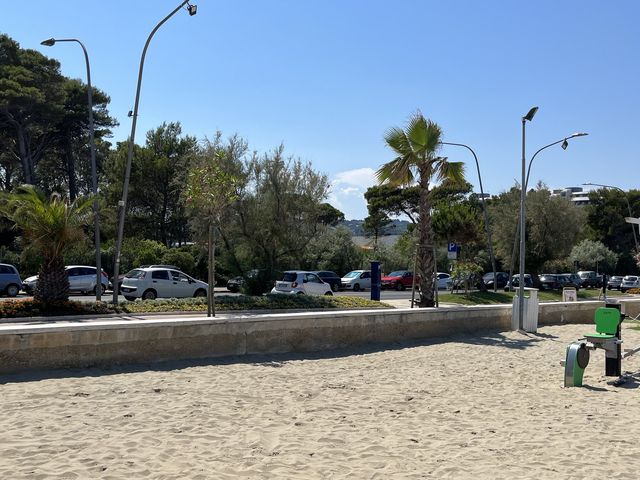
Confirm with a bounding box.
[1,323,640,479]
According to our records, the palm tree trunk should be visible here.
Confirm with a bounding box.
[35,256,69,304]
[417,165,435,307]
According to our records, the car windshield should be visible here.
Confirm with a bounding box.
[344,271,361,278]
[387,271,406,277]
[624,276,638,281]
[125,269,146,279]
[540,275,556,280]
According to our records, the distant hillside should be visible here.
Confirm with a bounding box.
[340,219,410,237]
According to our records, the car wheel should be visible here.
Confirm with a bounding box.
[194,289,207,297]
[296,291,305,295]
[142,289,157,301]
[93,284,106,296]
[5,284,19,297]
[331,283,338,292]
[124,296,137,301]
[353,283,360,292]
[395,282,404,291]
[324,291,333,296]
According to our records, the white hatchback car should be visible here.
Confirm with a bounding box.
[341,270,372,291]
[119,267,208,301]
[270,271,333,295]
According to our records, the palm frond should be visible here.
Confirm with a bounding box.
[383,127,412,157]
[434,159,466,185]
[376,158,415,186]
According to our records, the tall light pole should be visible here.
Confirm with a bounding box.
[518,107,538,329]
[441,141,497,292]
[40,37,102,301]
[583,182,638,252]
[516,124,588,328]
[112,1,198,304]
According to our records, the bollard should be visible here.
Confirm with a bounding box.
[370,261,381,301]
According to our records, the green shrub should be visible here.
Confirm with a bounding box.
[0,295,392,318]
[161,250,196,275]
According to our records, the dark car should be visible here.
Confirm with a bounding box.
[504,274,534,291]
[226,276,244,293]
[539,274,580,291]
[483,271,509,289]
[313,271,341,292]
[539,274,561,291]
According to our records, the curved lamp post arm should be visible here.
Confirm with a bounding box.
[112,0,195,304]
[441,141,497,292]
[40,37,101,300]
[525,139,565,190]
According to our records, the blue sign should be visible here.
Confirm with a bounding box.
[447,242,457,253]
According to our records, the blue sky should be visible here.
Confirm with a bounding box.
[4,1,639,219]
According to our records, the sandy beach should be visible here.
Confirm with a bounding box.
[1,323,640,479]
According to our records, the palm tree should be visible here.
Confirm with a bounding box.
[378,112,465,307]
[1,185,92,304]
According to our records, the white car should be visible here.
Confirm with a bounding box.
[436,272,452,290]
[270,271,333,295]
[23,265,109,295]
[620,275,640,293]
[341,270,372,291]
[119,267,208,300]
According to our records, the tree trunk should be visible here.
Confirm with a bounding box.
[417,165,435,307]
[16,125,33,185]
[34,255,69,304]
[65,131,77,201]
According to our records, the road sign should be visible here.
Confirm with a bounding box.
[625,217,640,225]
[447,242,457,253]
[447,251,457,260]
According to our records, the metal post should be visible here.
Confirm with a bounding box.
[441,142,497,292]
[518,118,526,330]
[40,38,101,300]
[112,0,194,304]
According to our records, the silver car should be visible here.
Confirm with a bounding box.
[120,267,208,300]
[23,265,109,295]
[620,275,640,293]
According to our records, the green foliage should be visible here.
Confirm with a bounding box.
[450,260,483,296]
[0,295,391,318]
[161,250,196,276]
[302,226,364,275]
[489,185,585,274]
[318,203,345,226]
[569,239,619,272]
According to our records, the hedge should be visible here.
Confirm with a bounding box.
[0,295,392,319]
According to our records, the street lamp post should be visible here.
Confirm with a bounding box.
[111,1,197,304]
[441,141,497,292]
[517,113,588,329]
[518,107,538,329]
[509,132,589,293]
[583,182,638,252]
[40,37,102,301]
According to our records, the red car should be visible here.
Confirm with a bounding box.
[381,270,415,291]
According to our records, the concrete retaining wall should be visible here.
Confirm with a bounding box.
[1,298,639,374]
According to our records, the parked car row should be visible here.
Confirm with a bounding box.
[23,265,110,296]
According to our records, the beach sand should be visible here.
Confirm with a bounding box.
[2,323,640,479]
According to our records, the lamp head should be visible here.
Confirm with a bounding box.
[186,2,197,15]
[568,132,588,138]
[40,38,56,47]
[523,106,539,122]
[561,139,569,150]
